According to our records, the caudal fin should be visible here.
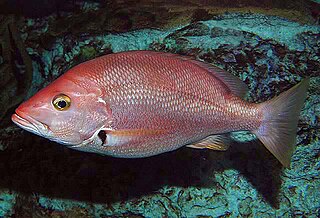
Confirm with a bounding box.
[253,79,309,167]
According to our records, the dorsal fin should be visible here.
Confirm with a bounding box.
[156,52,249,98]
[124,51,248,98]
[200,63,248,98]
[187,59,249,98]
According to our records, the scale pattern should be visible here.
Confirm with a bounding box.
[67,51,262,157]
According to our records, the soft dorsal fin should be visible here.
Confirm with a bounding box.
[188,59,249,98]
[158,52,249,98]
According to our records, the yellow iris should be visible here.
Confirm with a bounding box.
[52,94,71,111]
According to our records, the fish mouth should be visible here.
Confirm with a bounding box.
[12,110,80,146]
[11,110,50,137]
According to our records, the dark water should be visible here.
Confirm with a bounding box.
[0,0,319,217]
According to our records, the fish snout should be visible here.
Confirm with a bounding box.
[12,108,50,137]
[16,99,44,114]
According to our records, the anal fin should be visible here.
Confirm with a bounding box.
[186,134,230,151]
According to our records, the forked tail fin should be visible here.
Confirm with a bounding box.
[253,79,310,167]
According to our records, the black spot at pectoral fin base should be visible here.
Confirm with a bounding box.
[98,130,107,145]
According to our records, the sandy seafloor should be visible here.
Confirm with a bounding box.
[0,9,319,218]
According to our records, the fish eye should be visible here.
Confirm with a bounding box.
[52,94,71,111]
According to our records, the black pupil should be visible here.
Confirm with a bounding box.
[58,100,67,108]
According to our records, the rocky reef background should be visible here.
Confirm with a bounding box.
[0,0,319,217]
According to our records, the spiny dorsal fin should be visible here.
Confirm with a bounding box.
[186,134,231,151]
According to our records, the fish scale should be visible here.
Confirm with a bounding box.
[12,51,309,167]
[66,52,261,157]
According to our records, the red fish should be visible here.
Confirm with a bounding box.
[11,51,309,167]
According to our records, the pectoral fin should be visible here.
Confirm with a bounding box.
[102,129,168,147]
[106,129,167,137]
[186,134,230,151]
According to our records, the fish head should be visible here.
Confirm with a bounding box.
[11,74,111,146]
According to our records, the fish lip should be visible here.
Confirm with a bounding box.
[11,110,77,146]
[11,110,49,137]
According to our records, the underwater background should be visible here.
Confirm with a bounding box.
[0,0,319,217]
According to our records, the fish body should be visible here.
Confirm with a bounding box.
[12,51,309,167]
